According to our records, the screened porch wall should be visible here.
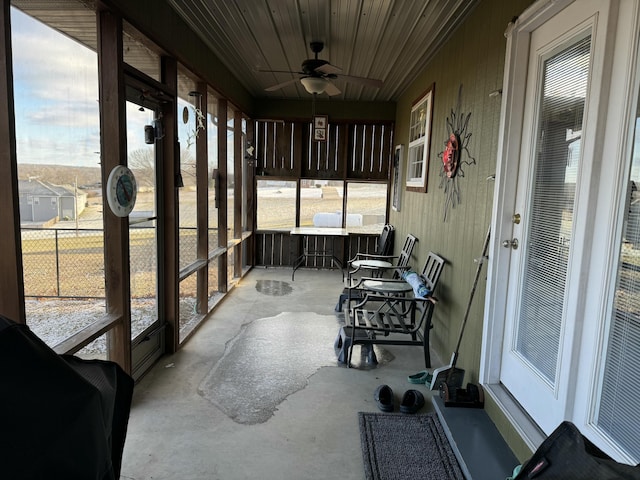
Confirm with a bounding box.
[253,119,393,268]
[255,120,393,180]
[255,231,380,268]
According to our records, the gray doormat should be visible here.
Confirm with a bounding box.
[359,412,464,480]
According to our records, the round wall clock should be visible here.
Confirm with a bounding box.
[106,165,137,217]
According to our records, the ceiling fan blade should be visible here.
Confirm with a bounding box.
[324,80,342,97]
[264,78,300,92]
[315,63,342,75]
[339,75,383,89]
[256,68,302,75]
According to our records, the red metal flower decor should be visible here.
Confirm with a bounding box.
[439,85,476,220]
[442,133,460,178]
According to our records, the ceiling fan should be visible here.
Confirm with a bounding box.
[260,41,383,96]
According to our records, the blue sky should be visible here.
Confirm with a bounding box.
[12,8,102,167]
[13,7,633,181]
[11,7,207,169]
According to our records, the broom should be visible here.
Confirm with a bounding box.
[429,226,491,391]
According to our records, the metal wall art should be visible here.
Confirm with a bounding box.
[439,84,476,221]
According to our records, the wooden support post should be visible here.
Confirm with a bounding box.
[0,0,25,323]
[217,99,228,293]
[161,56,179,353]
[196,83,208,314]
[97,9,131,373]
[234,110,243,279]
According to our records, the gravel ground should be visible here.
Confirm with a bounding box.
[25,298,159,358]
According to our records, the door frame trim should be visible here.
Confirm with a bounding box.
[479,0,577,450]
[482,0,640,459]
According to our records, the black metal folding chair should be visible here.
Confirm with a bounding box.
[335,232,417,312]
[344,251,445,368]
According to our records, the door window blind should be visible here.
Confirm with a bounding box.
[515,36,591,384]
[597,106,640,461]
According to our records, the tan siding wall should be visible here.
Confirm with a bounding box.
[391,0,534,462]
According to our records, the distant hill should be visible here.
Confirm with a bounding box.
[17,164,102,189]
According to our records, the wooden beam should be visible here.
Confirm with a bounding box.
[217,99,228,293]
[234,110,243,278]
[196,83,208,314]
[97,9,131,373]
[0,0,25,323]
[246,120,256,267]
[53,314,120,356]
[161,55,179,353]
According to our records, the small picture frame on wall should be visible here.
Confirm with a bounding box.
[392,145,404,211]
[313,115,328,142]
[314,115,327,129]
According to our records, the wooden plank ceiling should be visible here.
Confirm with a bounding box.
[168,0,480,102]
[11,0,481,103]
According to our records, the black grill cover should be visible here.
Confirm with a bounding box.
[514,421,640,480]
[0,315,133,480]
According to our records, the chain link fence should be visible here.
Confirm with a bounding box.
[22,226,233,351]
[22,228,106,298]
[22,226,228,299]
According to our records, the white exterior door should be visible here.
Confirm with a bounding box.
[484,0,640,463]
[499,1,608,432]
[482,0,635,433]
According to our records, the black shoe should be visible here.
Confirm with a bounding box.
[400,389,425,414]
[374,384,394,412]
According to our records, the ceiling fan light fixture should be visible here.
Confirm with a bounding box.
[300,76,327,95]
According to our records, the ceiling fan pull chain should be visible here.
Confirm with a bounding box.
[312,92,316,118]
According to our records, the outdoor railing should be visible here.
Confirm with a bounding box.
[255,229,380,268]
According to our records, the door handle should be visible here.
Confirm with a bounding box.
[502,238,519,249]
[502,213,521,249]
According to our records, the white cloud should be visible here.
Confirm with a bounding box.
[13,9,98,112]
[12,8,101,165]
[25,103,99,128]
[16,134,100,167]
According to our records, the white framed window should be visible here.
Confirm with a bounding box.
[406,84,434,192]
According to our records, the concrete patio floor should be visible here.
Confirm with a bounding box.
[120,267,445,480]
